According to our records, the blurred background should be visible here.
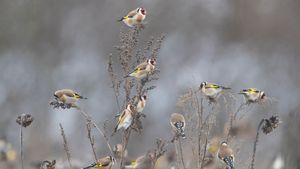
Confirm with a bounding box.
[0,0,299,168]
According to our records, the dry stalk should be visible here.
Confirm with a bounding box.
[76,108,115,162]
[178,139,187,169]
[59,123,72,169]
[227,102,247,140]
[120,129,131,169]
[250,119,264,169]
[20,126,24,169]
[86,120,98,162]
[16,113,34,169]
[150,139,167,169]
[108,53,121,112]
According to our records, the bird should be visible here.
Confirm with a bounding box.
[200,82,231,101]
[113,144,128,160]
[124,153,155,169]
[239,88,265,103]
[136,95,147,113]
[125,58,156,79]
[114,104,134,132]
[217,141,235,169]
[118,7,146,27]
[54,89,87,105]
[0,139,16,162]
[170,113,186,139]
[81,156,115,169]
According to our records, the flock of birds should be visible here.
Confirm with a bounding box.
[0,6,268,169]
[50,7,268,169]
[52,34,267,168]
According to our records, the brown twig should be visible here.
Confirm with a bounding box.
[59,123,72,169]
[20,126,24,169]
[86,120,98,162]
[120,129,131,169]
[108,53,121,112]
[200,137,208,169]
[76,108,115,162]
[227,102,247,140]
[250,119,265,169]
[178,139,187,169]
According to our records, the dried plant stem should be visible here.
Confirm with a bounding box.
[108,54,121,112]
[120,129,131,169]
[250,119,265,169]
[200,137,208,169]
[59,123,72,169]
[174,141,181,169]
[77,108,115,162]
[197,98,203,169]
[86,121,98,162]
[177,139,187,169]
[20,126,24,169]
[227,103,246,140]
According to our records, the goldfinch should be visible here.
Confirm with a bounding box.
[136,95,147,113]
[125,58,156,79]
[113,144,128,160]
[0,139,16,162]
[125,153,155,169]
[239,88,265,103]
[114,104,134,132]
[217,141,235,169]
[54,89,87,105]
[200,82,231,99]
[170,113,186,139]
[118,7,146,27]
[81,156,115,169]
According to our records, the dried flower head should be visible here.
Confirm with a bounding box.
[16,114,34,127]
[49,100,75,109]
[262,116,280,134]
[40,160,56,169]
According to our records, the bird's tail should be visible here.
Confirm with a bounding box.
[79,96,88,99]
[238,91,246,95]
[114,124,120,133]
[117,17,124,22]
[223,157,235,169]
[221,86,231,90]
[81,162,96,169]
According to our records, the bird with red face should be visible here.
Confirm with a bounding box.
[118,7,146,27]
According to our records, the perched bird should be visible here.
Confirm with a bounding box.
[207,137,221,157]
[125,58,156,79]
[125,153,155,169]
[115,104,134,132]
[170,113,186,139]
[113,144,128,160]
[239,88,265,103]
[217,141,235,169]
[81,156,115,169]
[118,7,146,27]
[54,89,87,105]
[136,95,147,113]
[0,139,16,162]
[200,82,231,101]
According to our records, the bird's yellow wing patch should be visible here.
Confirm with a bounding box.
[248,88,258,93]
[206,84,220,88]
[118,111,127,124]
